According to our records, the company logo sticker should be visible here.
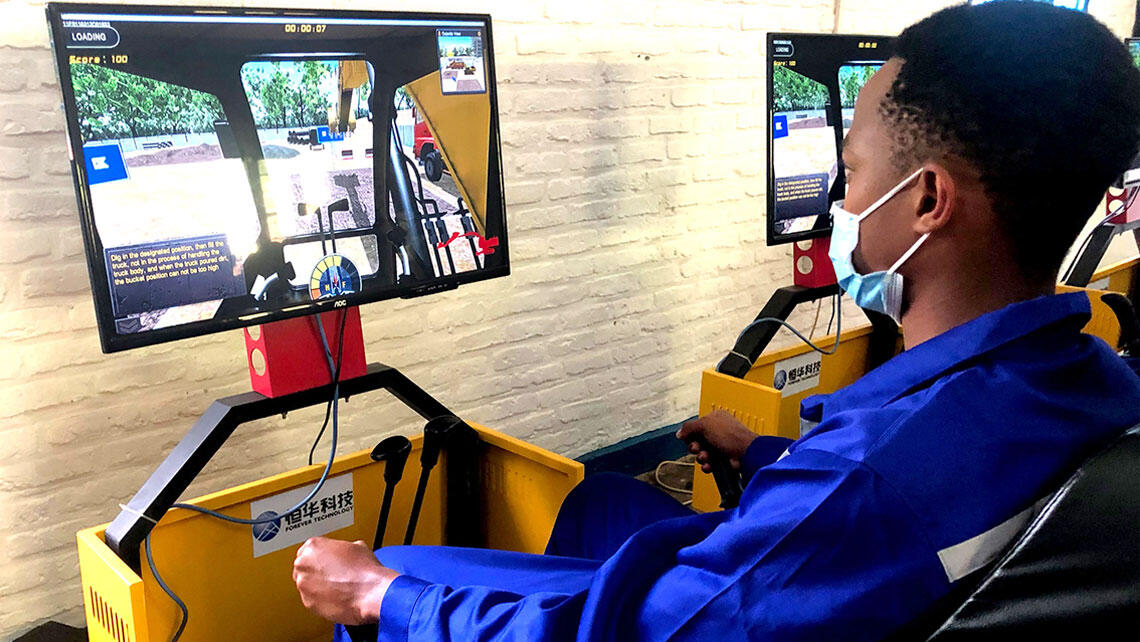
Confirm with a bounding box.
[249,474,354,557]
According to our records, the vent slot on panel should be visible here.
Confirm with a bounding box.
[89,586,132,642]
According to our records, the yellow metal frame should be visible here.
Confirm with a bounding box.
[1088,255,1138,296]
[77,424,582,642]
[692,278,1135,512]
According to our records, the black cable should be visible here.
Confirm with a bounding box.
[309,309,349,465]
[826,295,837,336]
[169,313,343,525]
[716,294,843,373]
[146,309,348,641]
[145,533,188,642]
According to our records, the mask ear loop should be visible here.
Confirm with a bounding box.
[888,232,931,274]
[855,167,925,222]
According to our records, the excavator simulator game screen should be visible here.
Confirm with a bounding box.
[47,4,506,352]
[767,33,891,245]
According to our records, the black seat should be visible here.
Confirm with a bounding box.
[899,424,1140,639]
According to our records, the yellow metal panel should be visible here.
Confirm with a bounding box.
[691,326,896,512]
[339,61,369,91]
[134,438,442,642]
[78,527,150,642]
[691,370,783,512]
[744,326,881,440]
[406,72,491,235]
[473,424,585,554]
[1090,256,1138,293]
[77,424,583,642]
[1056,284,1123,349]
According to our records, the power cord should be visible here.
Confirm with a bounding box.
[654,460,695,495]
[145,533,188,641]
[309,310,349,465]
[146,309,348,641]
[717,294,842,372]
[808,299,823,341]
[826,296,837,336]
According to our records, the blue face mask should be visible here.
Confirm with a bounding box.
[828,168,929,325]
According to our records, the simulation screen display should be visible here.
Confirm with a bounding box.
[969,0,1088,10]
[767,33,890,245]
[47,4,506,352]
[1125,38,1140,186]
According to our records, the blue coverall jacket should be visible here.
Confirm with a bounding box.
[337,293,1140,641]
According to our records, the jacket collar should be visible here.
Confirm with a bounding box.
[802,293,1092,419]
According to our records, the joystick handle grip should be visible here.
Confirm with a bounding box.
[371,435,412,485]
[420,415,461,470]
[697,437,743,510]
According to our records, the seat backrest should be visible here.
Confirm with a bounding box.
[922,424,1140,639]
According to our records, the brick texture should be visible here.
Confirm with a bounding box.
[0,0,1135,635]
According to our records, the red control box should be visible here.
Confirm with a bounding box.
[793,237,837,288]
[1106,186,1140,225]
[244,306,367,398]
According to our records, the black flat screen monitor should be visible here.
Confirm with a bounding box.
[767,33,892,245]
[1123,37,1140,186]
[46,3,507,352]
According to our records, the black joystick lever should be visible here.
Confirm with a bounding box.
[370,436,412,550]
[344,435,413,642]
[698,437,743,509]
[403,416,462,545]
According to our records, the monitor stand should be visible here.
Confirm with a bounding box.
[103,307,482,573]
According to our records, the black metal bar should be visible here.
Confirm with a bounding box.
[105,362,468,572]
[443,422,482,547]
[315,205,329,255]
[716,284,840,379]
[280,228,372,248]
[372,483,397,550]
[1064,223,1117,288]
[423,218,445,277]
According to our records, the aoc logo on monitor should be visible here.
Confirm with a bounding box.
[252,511,282,542]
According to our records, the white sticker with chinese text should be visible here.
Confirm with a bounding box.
[249,473,355,558]
[772,352,822,398]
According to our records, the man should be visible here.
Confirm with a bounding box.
[294,4,1140,640]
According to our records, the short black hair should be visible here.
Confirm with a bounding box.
[883,1,1140,281]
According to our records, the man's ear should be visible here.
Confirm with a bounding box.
[913,163,955,234]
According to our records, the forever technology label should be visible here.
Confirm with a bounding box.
[772,351,822,398]
[249,474,355,558]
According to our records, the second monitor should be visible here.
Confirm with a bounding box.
[767,33,893,245]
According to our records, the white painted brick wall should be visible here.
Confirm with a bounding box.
[0,0,1134,635]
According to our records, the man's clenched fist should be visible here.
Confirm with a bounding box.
[292,536,399,625]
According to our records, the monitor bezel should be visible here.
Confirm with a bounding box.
[765,31,892,246]
[46,2,509,353]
